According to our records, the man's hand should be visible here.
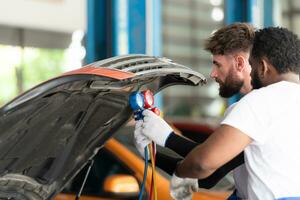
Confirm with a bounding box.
[170,173,198,200]
[141,109,173,146]
[134,120,151,160]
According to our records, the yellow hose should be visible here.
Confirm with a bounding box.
[149,143,157,200]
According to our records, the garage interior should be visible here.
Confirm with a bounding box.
[0,0,299,200]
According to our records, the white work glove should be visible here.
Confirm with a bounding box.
[170,173,199,200]
[141,109,173,147]
[134,120,151,160]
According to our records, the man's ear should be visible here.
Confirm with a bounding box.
[235,55,247,72]
[260,59,270,78]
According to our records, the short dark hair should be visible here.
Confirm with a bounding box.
[204,22,255,55]
[251,27,300,74]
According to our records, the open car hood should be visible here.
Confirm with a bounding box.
[0,54,206,199]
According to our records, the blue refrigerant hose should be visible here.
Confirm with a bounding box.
[138,146,149,200]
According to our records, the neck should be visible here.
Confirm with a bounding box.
[278,72,300,84]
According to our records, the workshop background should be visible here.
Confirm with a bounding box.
[0,0,298,124]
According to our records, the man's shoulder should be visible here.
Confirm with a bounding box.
[236,81,299,113]
[238,88,264,104]
[243,81,299,100]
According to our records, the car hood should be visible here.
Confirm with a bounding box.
[0,54,206,199]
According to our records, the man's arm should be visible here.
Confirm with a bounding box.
[155,130,244,189]
[164,132,245,187]
[155,153,181,174]
[175,124,252,179]
[155,150,244,189]
[165,132,200,157]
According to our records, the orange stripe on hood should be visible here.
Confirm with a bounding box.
[63,66,135,80]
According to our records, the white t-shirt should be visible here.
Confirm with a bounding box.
[233,164,248,199]
[224,103,248,199]
[221,81,300,200]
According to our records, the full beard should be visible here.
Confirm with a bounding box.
[217,73,244,98]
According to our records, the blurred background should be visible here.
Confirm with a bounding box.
[0,0,298,125]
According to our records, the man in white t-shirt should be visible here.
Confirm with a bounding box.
[137,27,300,199]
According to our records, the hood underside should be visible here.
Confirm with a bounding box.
[0,54,206,199]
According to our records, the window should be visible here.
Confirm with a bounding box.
[162,0,226,121]
[0,26,84,107]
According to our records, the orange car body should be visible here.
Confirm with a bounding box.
[55,138,230,200]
